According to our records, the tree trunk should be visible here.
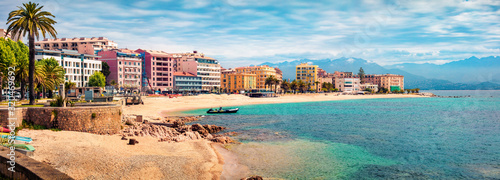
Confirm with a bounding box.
[20,80,25,100]
[28,34,35,105]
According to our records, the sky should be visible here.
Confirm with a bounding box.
[1,0,499,68]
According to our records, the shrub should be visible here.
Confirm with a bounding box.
[91,113,97,119]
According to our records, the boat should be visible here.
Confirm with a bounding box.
[0,127,11,133]
[207,108,239,114]
[0,133,33,143]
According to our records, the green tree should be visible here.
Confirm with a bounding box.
[101,61,111,79]
[36,58,64,98]
[88,71,106,87]
[290,80,298,94]
[298,80,306,93]
[273,77,280,93]
[280,80,289,94]
[7,2,58,104]
[0,39,16,101]
[13,41,29,100]
[110,80,118,90]
[358,67,365,84]
[64,81,76,94]
[314,81,320,93]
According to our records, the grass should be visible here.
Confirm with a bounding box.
[15,104,44,107]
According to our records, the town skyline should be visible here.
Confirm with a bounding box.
[1,0,499,68]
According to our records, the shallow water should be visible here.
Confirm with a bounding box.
[182,91,500,179]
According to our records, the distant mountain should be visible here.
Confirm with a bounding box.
[258,57,500,90]
[385,56,500,84]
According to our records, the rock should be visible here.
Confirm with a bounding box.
[223,131,238,136]
[211,136,233,144]
[128,138,139,145]
[172,120,185,128]
[121,136,128,140]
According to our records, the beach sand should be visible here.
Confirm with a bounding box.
[18,130,223,180]
[19,93,425,179]
[123,93,426,117]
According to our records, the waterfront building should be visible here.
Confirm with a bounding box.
[98,49,142,89]
[234,65,277,90]
[173,72,202,92]
[135,49,177,92]
[317,68,327,78]
[35,48,101,87]
[176,51,221,92]
[35,37,118,55]
[336,78,361,93]
[296,63,319,89]
[360,83,379,92]
[362,74,404,91]
[221,72,257,93]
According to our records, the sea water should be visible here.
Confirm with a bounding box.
[182,91,500,179]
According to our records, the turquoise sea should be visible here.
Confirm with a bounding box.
[182,90,500,179]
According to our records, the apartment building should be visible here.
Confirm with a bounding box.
[35,37,118,55]
[176,51,221,91]
[336,78,361,93]
[35,48,101,87]
[135,49,177,92]
[360,83,379,92]
[362,74,404,91]
[98,49,142,89]
[296,63,319,89]
[234,65,277,90]
[220,68,257,93]
[173,72,202,92]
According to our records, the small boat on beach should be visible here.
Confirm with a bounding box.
[207,108,239,114]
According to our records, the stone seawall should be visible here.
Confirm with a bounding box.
[0,105,122,135]
[0,146,73,179]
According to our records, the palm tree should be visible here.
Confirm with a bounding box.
[7,2,58,104]
[415,88,420,93]
[314,81,320,93]
[64,81,76,94]
[298,80,306,93]
[36,58,64,98]
[290,80,298,94]
[273,78,281,94]
[280,80,289,94]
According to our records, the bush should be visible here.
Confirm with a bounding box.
[50,95,66,107]
[91,113,97,119]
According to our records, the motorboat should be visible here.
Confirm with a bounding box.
[207,108,239,114]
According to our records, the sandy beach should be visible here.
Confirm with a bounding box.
[123,93,427,117]
[18,93,426,179]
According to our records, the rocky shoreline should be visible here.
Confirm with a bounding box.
[121,115,234,144]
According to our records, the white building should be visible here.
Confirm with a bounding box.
[360,83,379,93]
[336,78,361,93]
[35,47,102,87]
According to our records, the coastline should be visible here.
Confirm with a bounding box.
[122,94,428,118]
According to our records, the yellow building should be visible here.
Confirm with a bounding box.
[221,71,256,93]
[234,65,277,90]
[296,63,318,89]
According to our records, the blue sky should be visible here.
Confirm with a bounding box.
[1,0,499,67]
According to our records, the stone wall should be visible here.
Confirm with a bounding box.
[0,146,73,179]
[0,105,122,135]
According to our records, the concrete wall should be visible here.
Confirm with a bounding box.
[0,105,122,135]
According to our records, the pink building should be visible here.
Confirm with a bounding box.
[98,49,142,89]
[135,49,178,92]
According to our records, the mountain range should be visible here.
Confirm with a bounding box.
[258,57,500,90]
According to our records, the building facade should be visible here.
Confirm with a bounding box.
[98,49,142,89]
[221,70,256,93]
[234,65,277,90]
[173,72,202,92]
[362,74,404,91]
[296,63,319,89]
[176,51,221,91]
[35,48,101,87]
[336,78,361,93]
[35,37,118,55]
[135,49,177,92]
[360,83,379,93]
